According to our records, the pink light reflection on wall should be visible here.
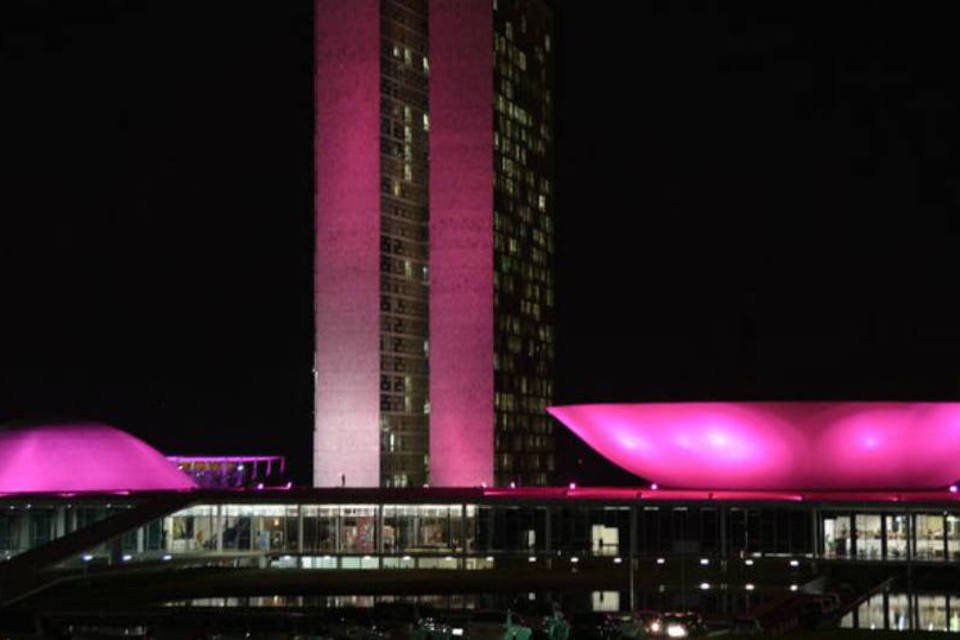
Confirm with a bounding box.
[548,402,960,490]
[313,0,382,486]
[0,423,196,493]
[428,0,495,486]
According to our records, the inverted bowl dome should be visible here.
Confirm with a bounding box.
[0,422,196,493]
[547,402,960,490]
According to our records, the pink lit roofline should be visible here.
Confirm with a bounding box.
[548,402,960,491]
[3,485,960,505]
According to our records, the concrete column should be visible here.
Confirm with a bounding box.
[629,505,638,612]
[850,512,858,559]
[883,591,890,630]
[298,505,305,554]
[18,513,30,553]
[216,505,224,552]
[460,504,468,569]
[944,513,949,561]
[812,508,819,559]
[881,513,888,561]
[544,506,552,569]
[719,506,727,558]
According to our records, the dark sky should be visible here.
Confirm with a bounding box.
[3,1,960,486]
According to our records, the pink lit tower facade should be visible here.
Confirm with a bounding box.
[315,0,555,488]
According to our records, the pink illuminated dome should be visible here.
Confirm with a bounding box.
[0,422,196,494]
[548,402,960,491]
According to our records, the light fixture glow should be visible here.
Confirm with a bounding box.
[745,559,755,566]
[745,583,755,591]
[666,624,688,638]
[548,402,960,489]
[528,556,537,562]
[699,582,710,590]
[81,554,94,562]
[789,559,799,567]
[790,584,798,592]
[613,557,623,564]
[656,557,666,565]
[570,557,579,563]
[699,558,710,566]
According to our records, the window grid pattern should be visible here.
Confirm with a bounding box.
[492,0,555,487]
[379,0,430,488]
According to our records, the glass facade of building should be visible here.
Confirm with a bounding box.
[492,0,555,487]
[6,493,960,575]
[379,0,431,488]
[842,592,960,632]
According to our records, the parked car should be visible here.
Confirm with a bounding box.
[658,613,705,638]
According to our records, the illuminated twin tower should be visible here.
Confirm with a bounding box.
[314,0,555,487]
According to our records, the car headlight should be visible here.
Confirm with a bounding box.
[649,621,661,633]
[666,624,687,638]
[451,629,464,636]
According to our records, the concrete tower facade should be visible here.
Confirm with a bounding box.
[315,0,554,488]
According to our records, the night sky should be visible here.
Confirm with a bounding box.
[3,1,960,486]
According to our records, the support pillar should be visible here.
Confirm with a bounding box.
[544,506,552,569]
[629,505,638,612]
